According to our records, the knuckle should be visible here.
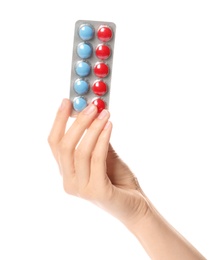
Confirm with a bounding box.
[79,186,97,201]
[63,181,90,200]
[47,134,55,146]
[78,189,90,200]
[58,140,71,153]
[91,152,103,164]
[63,181,74,195]
[75,147,88,160]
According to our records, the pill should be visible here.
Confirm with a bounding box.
[73,96,87,112]
[97,25,113,42]
[74,79,89,95]
[93,62,109,78]
[78,24,94,40]
[95,44,111,60]
[92,80,108,96]
[92,98,106,113]
[77,42,93,59]
[75,61,91,77]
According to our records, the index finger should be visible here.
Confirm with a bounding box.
[48,98,72,160]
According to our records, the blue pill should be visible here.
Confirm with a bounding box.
[74,79,89,94]
[78,24,94,40]
[73,97,87,112]
[77,42,92,59]
[75,61,91,77]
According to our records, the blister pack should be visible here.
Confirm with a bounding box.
[69,20,116,116]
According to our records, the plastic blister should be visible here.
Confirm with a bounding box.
[69,20,116,116]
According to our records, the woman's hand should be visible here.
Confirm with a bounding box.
[48,98,150,226]
[48,98,207,260]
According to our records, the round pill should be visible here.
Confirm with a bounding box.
[97,25,113,42]
[74,79,89,95]
[92,98,106,112]
[77,42,93,59]
[95,44,111,60]
[75,61,91,77]
[92,80,108,96]
[73,96,87,112]
[78,24,94,40]
[93,62,109,78]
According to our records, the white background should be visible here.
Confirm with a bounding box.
[0,0,221,259]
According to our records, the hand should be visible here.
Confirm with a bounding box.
[48,99,207,259]
[48,98,150,226]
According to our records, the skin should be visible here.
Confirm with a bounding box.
[48,98,206,260]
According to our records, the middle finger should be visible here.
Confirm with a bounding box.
[74,109,110,186]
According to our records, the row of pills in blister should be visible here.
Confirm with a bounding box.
[70,20,116,116]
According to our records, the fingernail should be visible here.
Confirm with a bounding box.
[104,121,111,130]
[98,109,108,119]
[59,99,67,111]
[83,104,96,115]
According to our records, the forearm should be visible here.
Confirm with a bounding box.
[126,202,206,260]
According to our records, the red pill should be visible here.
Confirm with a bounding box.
[97,25,113,42]
[92,98,106,112]
[92,80,108,96]
[95,44,111,60]
[93,62,109,78]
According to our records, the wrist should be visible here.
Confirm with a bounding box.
[123,197,155,234]
[125,202,206,260]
